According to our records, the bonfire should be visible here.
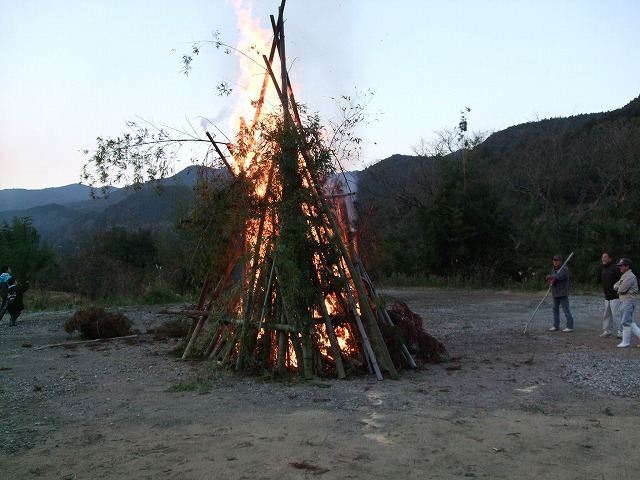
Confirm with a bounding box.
[170,0,447,379]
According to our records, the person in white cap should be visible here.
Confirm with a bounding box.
[614,258,640,348]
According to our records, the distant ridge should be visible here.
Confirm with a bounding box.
[0,165,210,212]
[0,165,220,252]
[0,183,100,211]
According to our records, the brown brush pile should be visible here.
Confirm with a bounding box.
[64,307,133,339]
[384,300,449,365]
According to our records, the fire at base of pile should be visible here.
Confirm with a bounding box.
[175,298,448,378]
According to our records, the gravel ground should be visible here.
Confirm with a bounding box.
[2,290,640,479]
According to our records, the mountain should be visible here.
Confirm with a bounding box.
[0,166,208,251]
[0,184,104,212]
[2,95,638,258]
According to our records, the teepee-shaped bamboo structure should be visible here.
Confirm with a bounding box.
[173,0,439,380]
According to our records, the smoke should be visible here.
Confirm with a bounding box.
[200,106,234,133]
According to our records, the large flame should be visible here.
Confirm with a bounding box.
[217,2,359,374]
[229,0,280,174]
[231,1,273,123]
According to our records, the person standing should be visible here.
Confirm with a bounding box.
[0,266,11,321]
[614,258,640,348]
[600,252,623,338]
[547,254,575,332]
[5,277,29,327]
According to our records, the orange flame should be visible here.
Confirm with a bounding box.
[229,0,282,175]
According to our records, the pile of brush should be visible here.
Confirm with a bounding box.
[64,307,133,339]
[383,300,449,365]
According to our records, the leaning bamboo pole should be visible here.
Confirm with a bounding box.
[317,292,347,379]
[358,262,417,368]
[235,160,277,370]
[182,240,243,359]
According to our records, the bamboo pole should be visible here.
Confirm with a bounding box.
[220,327,240,365]
[182,238,244,359]
[317,292,347,379]
[203,322,224,358]
[325,257,382,379]
[236,161,277,370]
[206,132,235,176]
[343,233,397,378]
[257,258,277,332]
[357,261,417,368]
[301,333,313,380]
[276,330,287,373]
[181,317,207,359]
[276,268,307,378]
[34,335,139,350]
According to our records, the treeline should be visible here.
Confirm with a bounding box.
[4,96,639,297]
[0,217,208,302]
[357,96,640,287]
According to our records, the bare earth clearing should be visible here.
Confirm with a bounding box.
[2,289,640,479]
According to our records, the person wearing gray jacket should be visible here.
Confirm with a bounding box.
[546,254,575,332]
[614,258,640,348]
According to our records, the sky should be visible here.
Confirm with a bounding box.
[1,0,639,190]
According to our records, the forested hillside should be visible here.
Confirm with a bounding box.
[2,98,638,298]
[357,96,640,286]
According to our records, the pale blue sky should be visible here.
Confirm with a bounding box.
[1,0,638,189]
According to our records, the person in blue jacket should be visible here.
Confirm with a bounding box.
[0,266,12,321]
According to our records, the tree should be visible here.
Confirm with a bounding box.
[98,226,158,270]
[418,160,514,282]
[0,217,59,286]
[59,226,162,300]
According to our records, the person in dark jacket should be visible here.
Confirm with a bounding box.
[5,277,29,327]
[546,254,575,332]
[600,252,622,338]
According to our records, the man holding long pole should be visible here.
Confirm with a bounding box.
[547,254,575,333]
[522,252,574,334]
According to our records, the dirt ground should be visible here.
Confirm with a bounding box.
[2,288,640,479]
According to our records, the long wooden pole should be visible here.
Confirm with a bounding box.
[358,261,417,368]
[317,292,347,379]
[522,252,575,334]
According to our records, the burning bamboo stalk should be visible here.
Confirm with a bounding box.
[317,292,347,379]
[206,132,235,176]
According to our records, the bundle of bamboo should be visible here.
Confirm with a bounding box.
[170,0,445,380]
